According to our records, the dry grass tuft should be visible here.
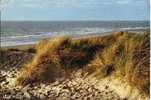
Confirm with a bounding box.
[16,35,106,85]
[16,36,70,85]
[88,32,149,95]
[16,31,150,95]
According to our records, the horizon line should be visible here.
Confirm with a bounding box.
[1,20,150,22]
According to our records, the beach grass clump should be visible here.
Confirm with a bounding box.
[16,35,106,85]
[16,31,149,95]
[88,32,149,95]
[16,36,70,85]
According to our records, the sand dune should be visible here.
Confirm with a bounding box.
[0,31,149,100]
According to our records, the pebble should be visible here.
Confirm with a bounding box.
[0,69,123,100]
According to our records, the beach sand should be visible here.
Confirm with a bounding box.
[0,47,123,100]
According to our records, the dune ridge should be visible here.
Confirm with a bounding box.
[0,31,149,100]
[17,31,149,94]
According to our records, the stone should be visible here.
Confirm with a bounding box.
[23,92,31,99]
[39,94,46,100]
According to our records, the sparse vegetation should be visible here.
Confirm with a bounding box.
[88,31,149,95]
[16,31,149,96]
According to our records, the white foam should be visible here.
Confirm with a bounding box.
[1,27,148,47]
[120,27,148,31]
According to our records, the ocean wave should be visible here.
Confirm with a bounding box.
[1,32,53,39]
[119,27,149,31]
[1,27,148,47]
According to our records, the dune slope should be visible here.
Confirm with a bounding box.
[16,31,149,95]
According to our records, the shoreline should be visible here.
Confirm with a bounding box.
[0,44,36,50]
[1,29,148,50]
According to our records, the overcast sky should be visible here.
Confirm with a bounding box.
[1,0,150,21]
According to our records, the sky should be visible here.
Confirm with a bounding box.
[1,0,150,21]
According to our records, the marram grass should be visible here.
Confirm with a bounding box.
[16,31,149,95]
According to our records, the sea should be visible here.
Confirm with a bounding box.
[0,21,149,47]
